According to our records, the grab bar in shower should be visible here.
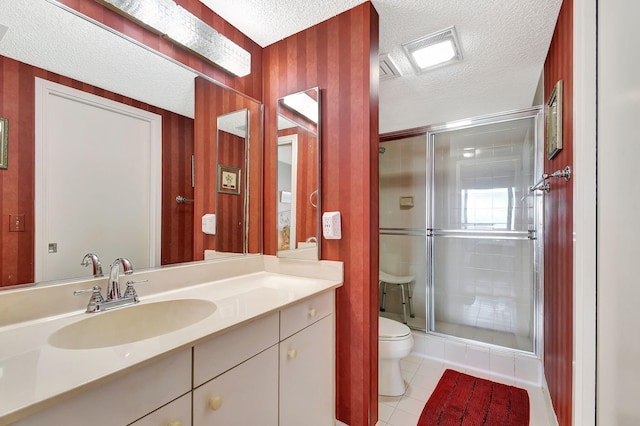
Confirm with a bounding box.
[529,165,572,193]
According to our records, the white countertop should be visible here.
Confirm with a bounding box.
[0,256,343,424]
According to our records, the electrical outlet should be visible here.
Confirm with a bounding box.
[322,211,341,239]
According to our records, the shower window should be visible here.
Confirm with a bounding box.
[461,187,513,230]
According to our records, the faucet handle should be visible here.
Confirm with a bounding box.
[81,253,103,277]
[74,286,105,313]
[123,280,148,303]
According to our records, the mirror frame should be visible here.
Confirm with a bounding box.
[276,87,321,260]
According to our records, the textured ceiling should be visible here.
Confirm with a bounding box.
[202,0,563,133]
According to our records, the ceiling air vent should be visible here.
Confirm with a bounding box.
[379,54,402,81]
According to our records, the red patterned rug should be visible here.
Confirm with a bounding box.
[418,369,530,425]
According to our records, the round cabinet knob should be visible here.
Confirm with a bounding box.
[167,422,183,426]
[287,348,298,359]
[308,308,317,317]
[208,396,223,411]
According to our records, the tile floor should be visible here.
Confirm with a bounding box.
[377,354,558,426]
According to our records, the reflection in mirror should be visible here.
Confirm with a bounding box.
[276,88,321,260]
[216,109,249,254]
[0,1,262,289]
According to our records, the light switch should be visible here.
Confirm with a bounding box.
[9,214,25,232]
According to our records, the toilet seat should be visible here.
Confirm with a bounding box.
[379,316,411,341]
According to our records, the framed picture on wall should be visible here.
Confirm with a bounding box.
[0,117,8,169]
[546,80,563,160]
[217,164,241,195]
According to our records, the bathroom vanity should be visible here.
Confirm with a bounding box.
[0,256,342,425]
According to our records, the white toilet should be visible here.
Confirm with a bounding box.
[378,316,414,396]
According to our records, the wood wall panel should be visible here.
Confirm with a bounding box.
[193,77,261,257]
[295,130,318,244]
[160,109,195,266]
[0,58,35,286]
[57,0,263,101]
[0,55,194,286]
[543,0,574,424]
[263,3,379,424]
[216,131,246,253]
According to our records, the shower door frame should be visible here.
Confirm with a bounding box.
[425,107,544,356]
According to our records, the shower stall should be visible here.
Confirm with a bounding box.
[379,108,543,354]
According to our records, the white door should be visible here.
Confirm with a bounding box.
[597,1,640,423]
[35,78,161,282]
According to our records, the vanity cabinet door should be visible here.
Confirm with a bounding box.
[279,315,334,426]
[193,345,278,426]
[130,393,192,426]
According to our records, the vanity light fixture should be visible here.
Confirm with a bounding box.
[96,0,251,77]
[402,26,462,73]
[282,92,318,123]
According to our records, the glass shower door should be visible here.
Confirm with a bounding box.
[427,112,541,352]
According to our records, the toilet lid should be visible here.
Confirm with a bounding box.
[379,317,411,340]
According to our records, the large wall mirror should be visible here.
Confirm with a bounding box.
[276,87,321,260]
[0,0,262,288]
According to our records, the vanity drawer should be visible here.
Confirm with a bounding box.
[16,349,191,426]
[193,312,279,387]
[280,291,334,339]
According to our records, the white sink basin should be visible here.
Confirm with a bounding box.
[49,299,217,349]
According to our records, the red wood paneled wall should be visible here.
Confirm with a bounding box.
[0,56,194,286]
[193,77,262,257]
[543,0,574,424]
[263,3,380,424]
[57,0,263,100]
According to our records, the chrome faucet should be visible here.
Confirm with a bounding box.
[81,253,103,277]
[107,257,133,301]
[74,257,148,313]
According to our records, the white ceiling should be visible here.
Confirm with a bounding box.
[201,0,563,133]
